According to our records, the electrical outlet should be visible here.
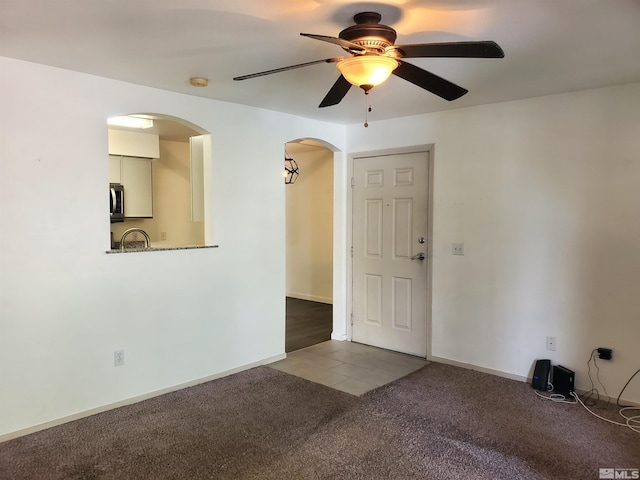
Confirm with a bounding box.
[114,349,125,367]
[597,347,612,360]
[546,336,556,351]
[160,231,167,241]
[452,243,464,255]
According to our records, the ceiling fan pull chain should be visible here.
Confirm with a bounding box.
[364,91,371,128]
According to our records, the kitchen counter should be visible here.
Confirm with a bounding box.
[107,245,219,254]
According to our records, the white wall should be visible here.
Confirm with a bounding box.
[347,82,640,403]
[0,56,346,437]
[285,145,333,303]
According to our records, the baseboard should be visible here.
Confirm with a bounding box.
[569,389,640,407]
[0,353,286,443]
[331,332,347,341]
[429,355,528,383]
[430,356,640,406]
[286,293,333,304]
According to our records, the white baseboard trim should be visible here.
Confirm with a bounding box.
[331,332,347,341]
[286,293,333,304]
[429,355,528,383]
[0,353,286,444]
[430,356,640,407]
[570,390,640,407]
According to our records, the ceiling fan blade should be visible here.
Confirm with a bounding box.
[319,75,352,108]
[391,41,504,59]
[233,58,342,81]
[393,61,468,101]
[300,33,366,54]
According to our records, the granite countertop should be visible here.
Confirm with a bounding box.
[107,243,219,254]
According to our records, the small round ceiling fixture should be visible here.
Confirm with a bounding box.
[189,77,209,87]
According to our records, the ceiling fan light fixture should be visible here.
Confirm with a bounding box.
[337,55,398,88]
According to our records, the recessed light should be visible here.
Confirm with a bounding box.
[107,115,154,129]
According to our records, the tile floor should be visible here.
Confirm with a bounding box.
[268,340,429,396]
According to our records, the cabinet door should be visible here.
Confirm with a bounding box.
[121,157,153,218]
[108,130,160,158]
[108,155,121,184]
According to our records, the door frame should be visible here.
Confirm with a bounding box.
[283,138,350,346]
[346,144,435,359]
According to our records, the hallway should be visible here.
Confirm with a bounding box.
[285,297,332,353]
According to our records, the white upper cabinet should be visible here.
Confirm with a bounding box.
[108,129,159,158]
[109,155,153,218]
[108,155,121,184]
[108,129,157,218]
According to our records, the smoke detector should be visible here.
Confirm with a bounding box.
[189,77,209,87]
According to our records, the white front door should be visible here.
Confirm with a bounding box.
[352,150,430,357]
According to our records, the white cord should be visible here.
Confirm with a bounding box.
[535,387,575,403]
[620,407,640,433]
[572,392,640,434]
[534,382,577,403]
[535,390,577,403]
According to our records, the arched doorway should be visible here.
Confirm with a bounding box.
[107,113,212,249]
[284,139,334,352]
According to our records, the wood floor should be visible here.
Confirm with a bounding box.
[285,297,332,353]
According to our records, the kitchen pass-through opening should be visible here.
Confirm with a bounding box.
[107,113,213,251]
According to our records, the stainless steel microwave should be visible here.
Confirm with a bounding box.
[110,183,124,223]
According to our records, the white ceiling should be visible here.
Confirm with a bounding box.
[1,0,639,125]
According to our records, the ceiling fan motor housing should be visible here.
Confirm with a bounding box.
[339,12,397,52]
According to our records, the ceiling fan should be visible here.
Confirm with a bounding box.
[234,12,504,108]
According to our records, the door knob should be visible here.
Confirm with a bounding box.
[411,252,426,261]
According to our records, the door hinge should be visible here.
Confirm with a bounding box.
[350,177,354,188]
[350,246,354,257]
[350,313,354,326]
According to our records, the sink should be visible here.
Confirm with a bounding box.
[119,228,151,250]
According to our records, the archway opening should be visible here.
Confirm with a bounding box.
[107,113,212,250]
[284,138,334,352]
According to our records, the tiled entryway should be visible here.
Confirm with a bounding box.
[268,340,429,396]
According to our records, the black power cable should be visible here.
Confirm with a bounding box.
[617,368,640,408]
[582,348,610,406]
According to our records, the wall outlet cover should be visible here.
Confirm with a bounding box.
[546,336,556,351]
[114,349,125,367]
[452,243,464,255]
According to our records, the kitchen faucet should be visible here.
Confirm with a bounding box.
[120,228,151,250]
